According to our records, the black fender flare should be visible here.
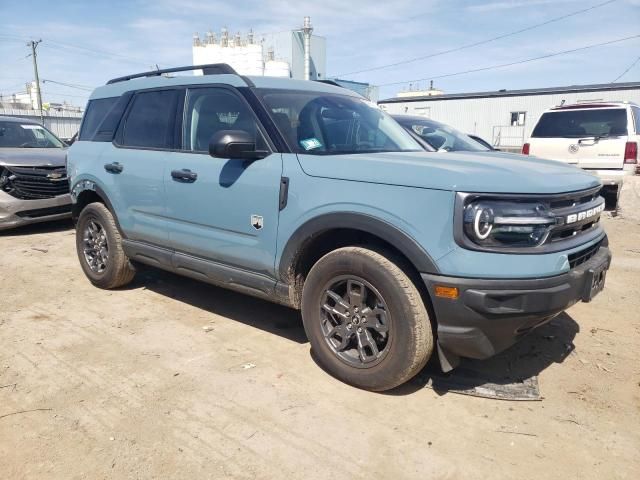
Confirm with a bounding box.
[71,180,124,236]
[278,212,440,281]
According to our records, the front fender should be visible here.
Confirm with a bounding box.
[278,211,442,281]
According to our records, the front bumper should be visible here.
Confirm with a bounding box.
[422,245,612,369]
[587,166,636,187]
[0,191,72,231]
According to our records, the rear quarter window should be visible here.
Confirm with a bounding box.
[532,108,628,138]
[79,97,119,141]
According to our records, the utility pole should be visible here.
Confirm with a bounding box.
[27,39,44,124]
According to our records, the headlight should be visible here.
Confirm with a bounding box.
[463,200,556,248]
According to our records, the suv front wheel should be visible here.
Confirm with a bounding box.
[301,247,433,391]
[75,202,136,289]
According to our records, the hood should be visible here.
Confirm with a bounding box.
[0,148,67,168]
[296,150,601,194]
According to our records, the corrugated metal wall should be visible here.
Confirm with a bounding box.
[380,88,640,150]
[0,109,82,139]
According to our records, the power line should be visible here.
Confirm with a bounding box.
[42,79,94,91]
[2,32,153,66]
[0,34,29,42]
[40,40,153,67]
[378,33,640,87]
[41,90,90,99]
[0,83,30,93]
[336,0,618,77]
[611,55,640,82]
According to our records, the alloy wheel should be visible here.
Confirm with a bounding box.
[82,219,109,273]
[320,276,391,368]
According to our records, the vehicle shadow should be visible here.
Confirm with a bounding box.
[0,219,74,236]
[123,266,580,394]
[389,312,580,397]
[130,266,308,344]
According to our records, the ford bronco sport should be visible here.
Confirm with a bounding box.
[68,64,611,391]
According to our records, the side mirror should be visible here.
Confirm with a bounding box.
[208,130,268,160]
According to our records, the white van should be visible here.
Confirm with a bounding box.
[523,102,639,208]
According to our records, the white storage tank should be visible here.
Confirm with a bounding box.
[244,43,264,76]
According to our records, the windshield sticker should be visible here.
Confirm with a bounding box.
[300,138,323,151]
[21,125,44,130]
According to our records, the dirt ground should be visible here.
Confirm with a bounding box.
[1,179,639,480]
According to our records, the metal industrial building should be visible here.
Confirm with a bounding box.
[191,20,378,100]
[379,81,640,151]
[192,21,326,80]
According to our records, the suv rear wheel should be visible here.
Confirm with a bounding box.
[301,247,433,391]
[75,202,135,289]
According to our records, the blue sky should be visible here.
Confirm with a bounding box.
[1,0,638,105]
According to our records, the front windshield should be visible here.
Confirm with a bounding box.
[259,90,423,155]
[397,118,489,152]
[0,121,65,148]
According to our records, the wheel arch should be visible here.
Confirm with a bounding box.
[71,182,122,234]
[278,212,440,308]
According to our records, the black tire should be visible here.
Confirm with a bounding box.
[603,189,620,211]
[75,202,135,289]
[301,246,433,391]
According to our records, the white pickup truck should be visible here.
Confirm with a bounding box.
[522,102,639,208]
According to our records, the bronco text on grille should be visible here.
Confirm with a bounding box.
[546,186,604,244]
[0,166,70,200]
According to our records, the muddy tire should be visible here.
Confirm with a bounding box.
[301,246,433,391]
[75,202,135,289]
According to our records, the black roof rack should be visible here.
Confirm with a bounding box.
[106,63,238,85]
[315,79,343,88]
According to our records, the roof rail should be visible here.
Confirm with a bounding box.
[315,79,344,88]
[106,63,238,85]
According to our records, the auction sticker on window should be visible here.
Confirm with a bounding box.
[21,125,44,130]
[300,138,323,151]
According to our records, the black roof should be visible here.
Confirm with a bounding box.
[378,81,640,104]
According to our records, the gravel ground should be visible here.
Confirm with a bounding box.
[1,178,639,480]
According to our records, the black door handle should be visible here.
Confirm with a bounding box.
[171,168,198,183]
[104,162,123,174]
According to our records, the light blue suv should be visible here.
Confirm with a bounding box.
[68,64,611,391]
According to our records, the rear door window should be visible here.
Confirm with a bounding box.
[121,90,178,149]
[532,109,628,138]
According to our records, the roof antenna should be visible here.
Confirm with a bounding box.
[560,99,566,106]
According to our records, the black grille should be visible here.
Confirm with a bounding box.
[568,240,602,269]
[1,165,70,200]
[549,190,600,210]
[545,187,604,245]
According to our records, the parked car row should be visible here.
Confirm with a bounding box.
[55,63,612,391]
